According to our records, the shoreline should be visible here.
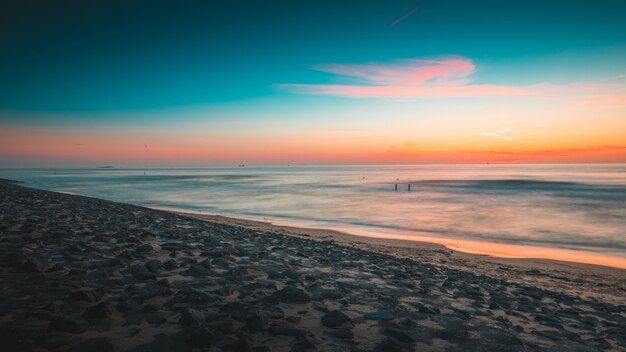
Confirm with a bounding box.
[168,209,626,270]
[173,211,626,305]
[10,174,626,270]
[1,180,625,351]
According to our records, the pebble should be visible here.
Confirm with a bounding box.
[321,310,352,328]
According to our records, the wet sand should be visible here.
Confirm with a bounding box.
[178,212,626,305]
[1,180,625,351]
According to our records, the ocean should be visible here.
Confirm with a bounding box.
[3,164,625,264]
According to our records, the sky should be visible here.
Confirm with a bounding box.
[0,0,625,166]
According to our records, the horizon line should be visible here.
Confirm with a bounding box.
[2,161,626,170]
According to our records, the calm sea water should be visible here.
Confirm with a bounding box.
[2,164,626,258]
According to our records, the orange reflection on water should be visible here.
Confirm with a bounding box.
[335,228,626,269]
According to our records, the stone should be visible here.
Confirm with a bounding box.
[329,327,353,339]
[476,326,523,350]
[22,256,49,272]
[321,310,351,328]
[180,308,205,326]
[265,306,285,319]
[140,282,172,299]
[163,259,178,270]
[274,286,311,304]
[365,311,394,321]
[83,300,114,319]
[269,323,308,337]
[246,313,266,332]
[136,244,154,253]
[145,259,162,272]
[289,336,316,351]
[129,264,157,281]
[181,265,210,277]
[131,333,193,352]
[48,315,84,333]
[286,316,302,324]
[434,317,469,340]
[185,326,215,348]
[220,302,251,321]
[385,327,417,343]
[176,289,223,305]
[374,338,403,352]
[46,263,67,272]
[222,337,250,352]
[68,289,98,302]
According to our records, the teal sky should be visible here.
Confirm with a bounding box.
[0,0,625,166]
[1,0,625,116]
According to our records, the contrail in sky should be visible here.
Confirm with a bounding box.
[390,5,419,27]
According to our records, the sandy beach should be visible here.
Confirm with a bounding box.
[177,212,626,305]
[1,180,625,351]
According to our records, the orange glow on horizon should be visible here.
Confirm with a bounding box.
[2,123,626,166]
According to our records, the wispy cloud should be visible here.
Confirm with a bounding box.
[479,128,528,141]
[311,58,475,86]
[280,57,626,103]
[390,5,419,27]
[281,58,533,98]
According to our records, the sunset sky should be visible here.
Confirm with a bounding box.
[1,0,625,166]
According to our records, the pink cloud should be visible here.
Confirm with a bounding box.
[283,57,528,98]
[312,58,475,86]
[282,57,626,102]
